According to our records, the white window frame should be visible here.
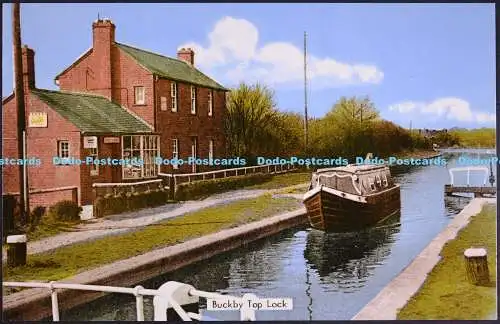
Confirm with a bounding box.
[160,96,167,111]
[191,86,197,114]
[122,135,160,179]
[171,82,177,112]
[208,90,213,116]
[191,137,197,173]
[172,138,179,170]
[134,86,145,105]
[88,147,99,176]
[208,139,214,160]
[58,140,70,159]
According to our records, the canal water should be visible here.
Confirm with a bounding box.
[62,150,496,321]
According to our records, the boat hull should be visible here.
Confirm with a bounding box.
[303,185,401,232]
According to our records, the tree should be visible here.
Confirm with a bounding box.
[327,96,380,130]
[224,83,284,159]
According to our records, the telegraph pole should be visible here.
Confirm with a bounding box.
[303,31,309,154]
[13,3,29,226]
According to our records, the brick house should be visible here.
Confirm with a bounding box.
[55,19,228,174]
[2,19,228,208]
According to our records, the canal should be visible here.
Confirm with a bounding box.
[62,150,496,321]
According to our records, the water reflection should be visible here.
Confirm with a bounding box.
[304,212,400,291]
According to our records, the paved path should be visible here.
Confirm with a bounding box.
[3,184,308,260]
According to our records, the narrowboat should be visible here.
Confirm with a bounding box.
[303,164,401,232]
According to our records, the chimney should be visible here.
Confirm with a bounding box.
[177,48,195,66]
[91,18,115,99]
[22,45,35,90]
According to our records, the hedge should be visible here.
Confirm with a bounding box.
[47,200,82,222]
[174,172,273,201]
[93,189,169,218]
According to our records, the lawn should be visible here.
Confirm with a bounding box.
[397,204,497,320]
[245,171,311,189]
[3,194,303,285]
[26,219,82,241]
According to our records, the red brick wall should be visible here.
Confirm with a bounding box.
[154,78,227,173]
[57,45,155,127]
[112,47,155,126]
[6,189,77,210]
[2,93,81,207]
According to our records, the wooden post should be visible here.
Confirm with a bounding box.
[464,248,490,286]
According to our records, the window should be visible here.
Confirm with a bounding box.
[134,86,145,105]
[171,82,177,112]
[208,139,214,160]
[172,139,179,169]
[191,86,197,114]
[88,147,99,176]
[58,140,70,158]
[191,137,197,173]
[208,90,213,116]
[160,96,167,111]
[122,135,160,179]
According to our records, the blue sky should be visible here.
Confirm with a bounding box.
[2,3,495,129]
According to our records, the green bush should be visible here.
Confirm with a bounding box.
[175,173,272,201]
[94,189,169,218]
[28,206,46,230]
[47,200,82,221]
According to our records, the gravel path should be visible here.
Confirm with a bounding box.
[2,184,308,260]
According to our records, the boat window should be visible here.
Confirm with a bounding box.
[382,174,388,187]
[375,175,382,187]
[368,178,376,191]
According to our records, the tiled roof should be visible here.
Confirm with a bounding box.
[31,88,153,134]
[116,42,228,91]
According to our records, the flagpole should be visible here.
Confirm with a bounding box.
[303,31,309,155]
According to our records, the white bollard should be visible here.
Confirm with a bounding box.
[240,293,257,321]
[6,234,27,267]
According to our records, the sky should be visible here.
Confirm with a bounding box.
[2,3,496,129]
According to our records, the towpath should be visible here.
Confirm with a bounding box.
[2,184,308,260]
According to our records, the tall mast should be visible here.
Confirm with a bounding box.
[13,2,29,225]
[303,31,309,154]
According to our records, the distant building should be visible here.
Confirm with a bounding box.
[417,128,448,138]
[2,19,229,207]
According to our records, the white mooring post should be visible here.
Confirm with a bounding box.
[240,293,257,321]
[6,234,27,267]
[153,281,199,321]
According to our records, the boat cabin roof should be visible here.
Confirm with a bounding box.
[315,164,388,175]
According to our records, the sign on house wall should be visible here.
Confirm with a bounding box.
[83,136,98,148]
[28,112,48,128]
[103,137,120,144]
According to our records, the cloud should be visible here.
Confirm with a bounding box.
[388,97,495,124]
[179,17,383,89]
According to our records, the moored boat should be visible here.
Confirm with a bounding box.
[303,164,401,232]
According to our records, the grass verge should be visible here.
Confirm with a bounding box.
[397,204,497,320]
[244,172,311,190]
[3,194,302,285]
[27,219,83,241]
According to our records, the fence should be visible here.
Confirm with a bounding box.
[91,164,296,205]
[92,179,167,199]
[158,163,295,187]
[2,281,257,321]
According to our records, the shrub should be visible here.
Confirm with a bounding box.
[93,189,169,218]
[29,206,46,229]
[47,200,82,222]
[175,173,272,201]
